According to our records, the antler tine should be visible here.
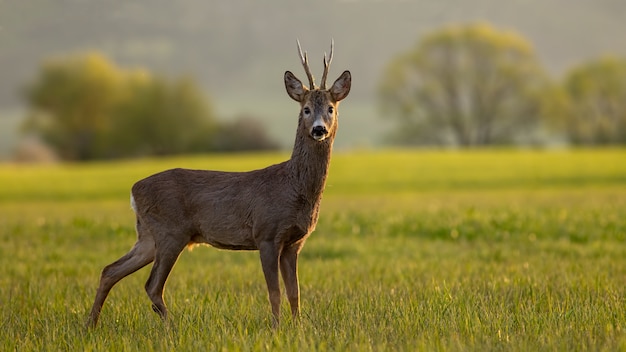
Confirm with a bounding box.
[297,39,315,89]
[320,39,334,90]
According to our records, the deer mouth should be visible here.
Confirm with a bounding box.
[311,125,329,141]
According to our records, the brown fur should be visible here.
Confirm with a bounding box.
[86,44,351,328]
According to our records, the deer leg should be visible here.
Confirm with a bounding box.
[87,236,156,327]
[144,239,186,320]
[259,240,281,327]
[279,244,300,321]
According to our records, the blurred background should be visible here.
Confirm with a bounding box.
[1,0,625,162]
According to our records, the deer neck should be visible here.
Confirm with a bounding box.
[287,122,335,202]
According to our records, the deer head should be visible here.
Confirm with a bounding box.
[284,40,351,142]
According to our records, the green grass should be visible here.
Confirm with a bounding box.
[1,149,625,351]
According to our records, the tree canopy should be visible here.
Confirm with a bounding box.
[23,53,127,160]
[22,52,277,160]
[109,74,216,157]
[558,56,626,145]
[379,22,548,146]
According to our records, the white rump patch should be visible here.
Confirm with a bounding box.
[130,193,137,212]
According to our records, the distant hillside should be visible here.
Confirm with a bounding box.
[1,0,626,153]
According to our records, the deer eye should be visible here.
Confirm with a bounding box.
[328,106,334,114]
[303,107,311,115]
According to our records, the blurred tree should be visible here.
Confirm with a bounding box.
[23,53,125,160]
[22,52,226,160]
[109,75,217,157]
[379,22,548,146]
[558,56,626,145]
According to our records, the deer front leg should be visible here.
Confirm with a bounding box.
[279,244,300,321]
[259,241,281,327]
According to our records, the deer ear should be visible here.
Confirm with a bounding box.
[330,70,351,102]
[285,71,307,102]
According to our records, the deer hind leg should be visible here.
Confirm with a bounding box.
[259,240,281,327]
[144,234,188,320]
[280,244,301,321]
[87,226,156,327]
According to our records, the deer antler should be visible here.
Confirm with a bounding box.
[320,39,334,90]
[297,40,315,89]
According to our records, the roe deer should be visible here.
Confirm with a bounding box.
[87,40,351,327]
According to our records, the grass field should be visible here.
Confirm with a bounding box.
[1,149,625,351]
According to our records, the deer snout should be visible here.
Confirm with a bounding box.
[311,125,329,141]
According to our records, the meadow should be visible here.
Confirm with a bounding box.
[0,149,625,351]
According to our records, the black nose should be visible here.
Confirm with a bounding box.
[311,126,328,138]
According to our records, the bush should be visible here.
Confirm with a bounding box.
[211,115,280,152]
